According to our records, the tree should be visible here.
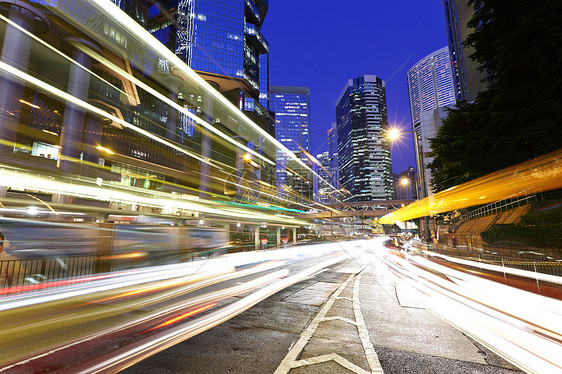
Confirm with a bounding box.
[428,0,562,192]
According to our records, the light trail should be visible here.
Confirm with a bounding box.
[0,165,310,225]
[0,241,368,372]
[378,149,562,223]
[375,242,562,373]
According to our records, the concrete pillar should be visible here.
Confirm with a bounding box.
[199,129,211,199]
[254,225,260,250]
[59,38,101,174]
[223,223,230,244]
[292,227,297,244]
[81,113,104,165]
[233,135,245,201]
[276,227,281,247]
[165,75,183,144]
[0,2,49,153]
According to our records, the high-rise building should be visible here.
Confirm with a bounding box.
[407,48,456,198]
[146,0,270,108]
[335,76,393,201]
[327,123,339,189]
[144,0,275,190]
[314,151,332,204]
[269,86,311,201]
[442,0,486,102]
[407,47,456,126]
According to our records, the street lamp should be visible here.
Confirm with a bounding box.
[387,127,431,244]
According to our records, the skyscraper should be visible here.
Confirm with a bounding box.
[442,0,486,102]
[142,0,275,190]
[314,151,332,204]
[407,47,456,198]
[407,47,456,126]
[146,0,270,109]
[327,123,339,189]
[269,86,311,201]
[335,76,393,202]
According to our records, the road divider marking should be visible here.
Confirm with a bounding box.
[274,271,384,374]
[292,353,371,374]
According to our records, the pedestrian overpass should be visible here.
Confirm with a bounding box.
[295,199,414,219]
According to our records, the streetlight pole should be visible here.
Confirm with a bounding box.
[388,128,431,244]
[412,132,431,245]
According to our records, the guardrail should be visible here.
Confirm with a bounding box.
[0,255,97,295]
[461,192,538,221]
[0,240,309,296]
[0,247,227,296]
[414,243,562,277]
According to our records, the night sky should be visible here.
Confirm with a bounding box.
[261,0,449,173]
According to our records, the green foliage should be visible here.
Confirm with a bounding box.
[481,223,562,248]
[428,0,562,193]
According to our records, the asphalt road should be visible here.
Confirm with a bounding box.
[123,247,523,374]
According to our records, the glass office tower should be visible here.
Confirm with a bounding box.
[314,151,333,204]
[407,47,456,198]
[327,123,339,189]
[141,0,275,188]
[335,76,393,202]
[442,0,486,102]
[269,86,311,202]
[145,0,269,103]
[407,47,456,125]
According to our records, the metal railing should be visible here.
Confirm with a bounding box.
[0,255,98,295]
[461,192,538,221]
[0,241,297,296]
[419,244,562,277]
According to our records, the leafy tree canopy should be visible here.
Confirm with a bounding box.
[428,0,562,193]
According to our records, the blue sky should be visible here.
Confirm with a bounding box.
[261,0,449,173]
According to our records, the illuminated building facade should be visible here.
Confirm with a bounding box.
[145,0,270,113]
[407,47,455,126]
[407,47,456,198]
[269,86,311,201]
[327,122,339,189]
[314,151,332,204]
[442,0,486,102]
[0,0,281,213]
[144,0,275,188]
[335,76,393,202]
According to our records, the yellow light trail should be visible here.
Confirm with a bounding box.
[379,149,562,224]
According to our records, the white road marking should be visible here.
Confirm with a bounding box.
[274,271,384,373]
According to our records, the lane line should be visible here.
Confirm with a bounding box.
[353,273,384,373]
[322,316,358,326]
[274,269,385,373]
[273,274,356,374]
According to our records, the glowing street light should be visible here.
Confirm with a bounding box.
[388,128,402,141]
[400,177,410,186]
